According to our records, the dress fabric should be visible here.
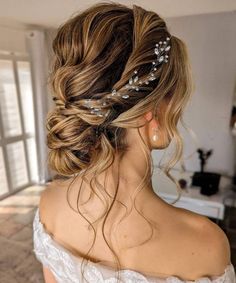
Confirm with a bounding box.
[32,207,236,283]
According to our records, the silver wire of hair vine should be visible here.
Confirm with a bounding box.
[82,36,171,117]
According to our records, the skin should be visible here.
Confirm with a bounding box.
[40,101,231,282]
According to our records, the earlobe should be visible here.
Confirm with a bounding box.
[144,112,158,129]
[148,114,158,129]
[144,111,154,122]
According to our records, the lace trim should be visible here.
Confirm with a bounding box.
[32,207,236,283]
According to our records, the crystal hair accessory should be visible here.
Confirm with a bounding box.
[83,36,171,118]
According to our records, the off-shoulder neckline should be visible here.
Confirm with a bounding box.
[33,207,234,282]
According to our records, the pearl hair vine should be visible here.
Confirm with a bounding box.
[82,36,171,118]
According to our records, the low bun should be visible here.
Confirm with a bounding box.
[46,108,99,176]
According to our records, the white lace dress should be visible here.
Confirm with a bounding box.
[32,207,236,283]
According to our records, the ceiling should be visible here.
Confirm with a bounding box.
[0,0,236,29]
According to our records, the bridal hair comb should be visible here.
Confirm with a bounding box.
[82,36,171,118]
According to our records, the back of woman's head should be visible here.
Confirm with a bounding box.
[46,1,194,179]
[45,2,195,280]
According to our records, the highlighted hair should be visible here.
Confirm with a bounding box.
[46,1,195,282]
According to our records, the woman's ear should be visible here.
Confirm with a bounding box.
[144,111,158,128]
[143,111,153,122]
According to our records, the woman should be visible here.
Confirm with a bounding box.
[33,1,236,282]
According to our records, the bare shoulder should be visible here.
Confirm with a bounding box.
[39,182,57,212]
[39,179,69,207]
[195,212,231,271]
[38,178,78,232]
[176,206,231,277]
[38,181,65,232]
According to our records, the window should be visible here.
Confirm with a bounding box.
[0,53,39,198]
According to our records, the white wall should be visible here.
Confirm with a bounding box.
[44,29,57,111]
[152,11,236,177]
[0,25,28,54]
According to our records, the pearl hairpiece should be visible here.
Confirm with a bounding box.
[83,36,171,118]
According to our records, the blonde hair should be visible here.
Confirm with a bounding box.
[46,1,195,282]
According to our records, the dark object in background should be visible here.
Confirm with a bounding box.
[191,172,221,196]
[233,175,236,185]
[178,178,187,189]
[230,105,236,128]
[197,148,213,173]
